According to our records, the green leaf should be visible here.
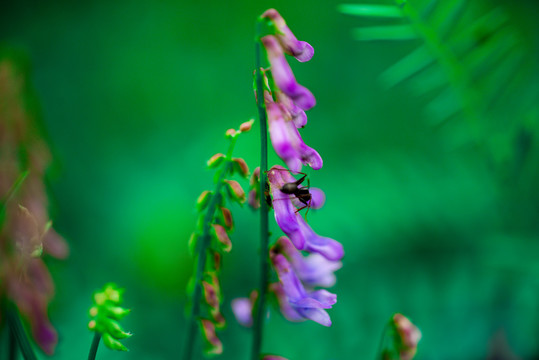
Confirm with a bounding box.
[380,46,435,88]
[338,4,403,18]
[352,25,417,41]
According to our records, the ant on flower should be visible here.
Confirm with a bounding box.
[266,168,313,217]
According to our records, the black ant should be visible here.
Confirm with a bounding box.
[267,169,312,217]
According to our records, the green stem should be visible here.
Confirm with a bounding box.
[88,333,101,360]
[7,305,37,360]
[251,19,270,360]
[9,319,18,360]
[182,140,237,360]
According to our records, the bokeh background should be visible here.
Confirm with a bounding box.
[1,0,539,358]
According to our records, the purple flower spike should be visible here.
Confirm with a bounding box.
[261,9,314,63]
[271,253,336,326]
[266,103,323,173]
[261,35,316,110]
[267,166,343,261]
[273,237,342,288]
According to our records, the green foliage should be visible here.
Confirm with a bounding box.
[340,0,539,167]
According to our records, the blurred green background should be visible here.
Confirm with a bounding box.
[1,0,539,358]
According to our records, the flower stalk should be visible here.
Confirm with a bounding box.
[183,122,251,359]
[251,18,270,360]
[6,304,37,360]
[87,333,101,360]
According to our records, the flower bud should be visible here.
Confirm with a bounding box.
[107,307,131,320]
[220,207,233,230]
[200,319,223,356]
[102,333,128,352]
[248,190,260,210]
[103,283,123,303]
[392,313,421,360]
[224,180,246,203]
[225,128,236,138]
[89,306,98,317]
[196,190,212,211]
[105,319,132,339]
[207,153,225,168]
[232,157,250,178]
[203,281,220,309]
[250,167,261,186]
[211,308,226,329]
[239,119,254,132]
[211,224,232,252]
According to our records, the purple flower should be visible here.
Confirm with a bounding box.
[272,237,342,288]
[276,91,308,128]
[267,166,343,261]
[271,253,336,326]
[266,101,322,173]
[261,9,314,63]
[261,35,316,110]
[231,290,258,327]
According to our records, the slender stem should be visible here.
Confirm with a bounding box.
[374,322,390,360]
[182,140,236,360]
[88,333,101,360]
[7,305,37,360]
[251,19,270,360]
[9,319,18,360]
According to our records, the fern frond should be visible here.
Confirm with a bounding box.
[340,0,539,167]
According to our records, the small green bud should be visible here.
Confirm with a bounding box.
[104,319,132,339]
[239,119,254,132]
[225,128,237,138]
[196,191,212,211]
[224,179,246,204]
[232,158,249,178]
[211,224,231,252]
[106,306,131,320]
[220,207,233,230]
[102,333,129,352]
[207,153,225,168]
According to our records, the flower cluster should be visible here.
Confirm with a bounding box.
[234,9,343,333]
[257,9,322,174]
[262,9,343,327]
[88,283,132,351]
[0,53,68,355]
[187,120,253,356]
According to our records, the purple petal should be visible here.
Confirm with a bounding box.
[271,254,305,302]
[309,289,337,307]
[296,214,344,261]
[261,9,314,62]
[293,41,314,63]
[270,283,304,322]
[276,91,308,128]
[231,298,253,327]
[297,308,332,327]
[266,103,303,173]
[262,36,316,110]
[308,188,325,209]
[298,253,341,288]
[273,237,341,288]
